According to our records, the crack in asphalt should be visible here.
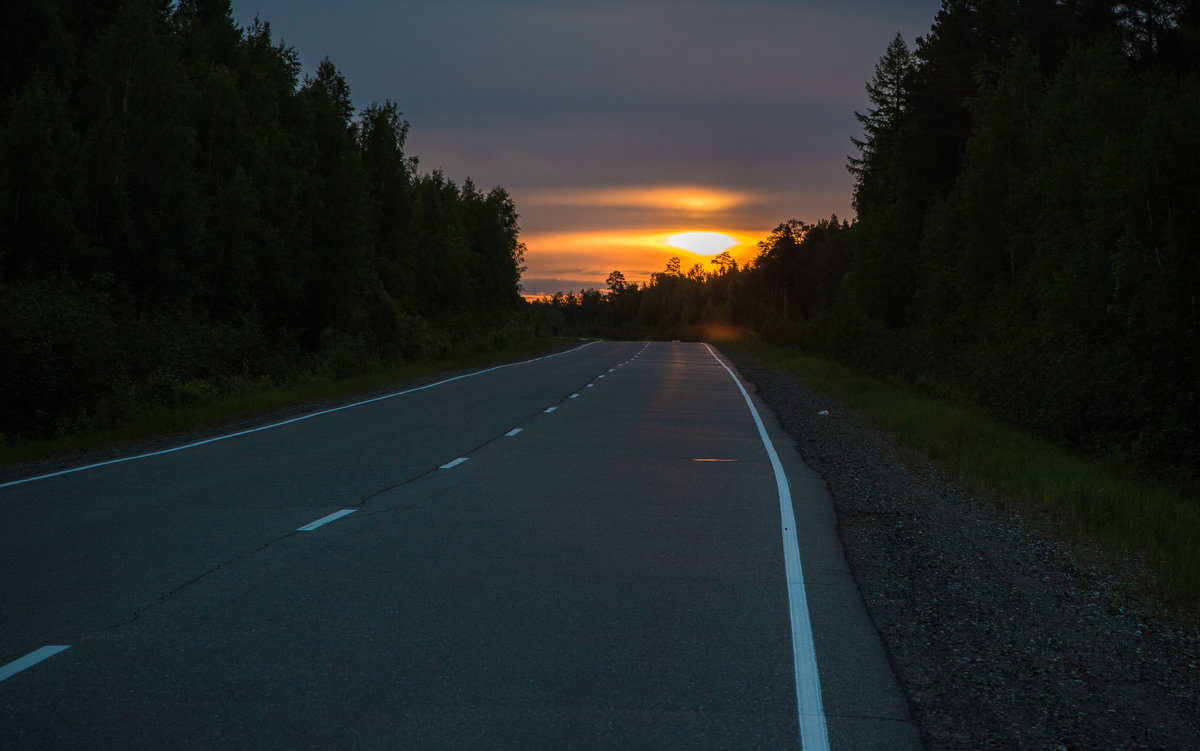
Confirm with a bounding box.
[92,367,624,640]
[121,530,303,627]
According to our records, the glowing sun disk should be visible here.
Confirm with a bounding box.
[665,232,738,256]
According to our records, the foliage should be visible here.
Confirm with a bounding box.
[0,1,527,442]
[841,0,1200,492]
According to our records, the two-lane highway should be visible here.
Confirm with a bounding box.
[0,341,919,749]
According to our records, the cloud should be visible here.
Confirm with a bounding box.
[232,0,942,292]
[511,182,851,235]
[520,278,610,297]
[522,186,759,213]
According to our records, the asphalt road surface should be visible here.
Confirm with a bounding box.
[0,341,920,749]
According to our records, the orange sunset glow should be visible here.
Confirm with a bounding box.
[518,185,766,296]
[520,227,760,295]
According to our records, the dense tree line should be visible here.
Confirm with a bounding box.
[1,1,527,439]
[534,0,1200,492]
[528,216,852,342]
[842,0,1200,491]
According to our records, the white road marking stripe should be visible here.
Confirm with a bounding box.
[0,342,601,489]
[297,509,356,531]
[505,428,523,437]
[0,646,70,683]
[704,343,830,750]
[440,458,468,469]
[544,407,557,413]
[569,394,580,399]
[586,384,594,388]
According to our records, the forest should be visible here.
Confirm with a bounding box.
[532,0,1200,494]
[1,1,528,441]
[4,0,1198,498]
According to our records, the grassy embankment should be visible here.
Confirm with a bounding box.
[730,339,1200,616]
[0,336,573,470]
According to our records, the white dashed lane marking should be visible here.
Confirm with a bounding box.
[0,646,70,683]
[297,509,357,531]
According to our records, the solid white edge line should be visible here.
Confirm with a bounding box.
[0,342,601,490]
[296,508,357,532]
[703,343,830,751]
[440,457,469,469]
[0,645,70,683]
[505,428,523,437]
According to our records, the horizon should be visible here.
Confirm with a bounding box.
[230,0,943,295]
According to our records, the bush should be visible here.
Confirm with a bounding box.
[0,281,123,437]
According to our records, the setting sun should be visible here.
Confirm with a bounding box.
[665,232,739,256]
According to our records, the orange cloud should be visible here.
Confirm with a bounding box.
[522,185,762,215]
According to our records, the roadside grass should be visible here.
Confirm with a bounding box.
[0,336,574,470]
[730,339,1200,616]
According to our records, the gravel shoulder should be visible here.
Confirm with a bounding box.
[725,349,1200,751]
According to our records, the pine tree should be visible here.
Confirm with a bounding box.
[848,32,914,194]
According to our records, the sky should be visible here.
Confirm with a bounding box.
[231,0,943,297]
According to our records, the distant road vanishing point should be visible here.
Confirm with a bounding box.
[0,341,918,749]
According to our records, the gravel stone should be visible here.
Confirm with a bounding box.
[725,349,1200,750]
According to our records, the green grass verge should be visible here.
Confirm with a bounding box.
[731,339,1200,615]
[0,336,574,469]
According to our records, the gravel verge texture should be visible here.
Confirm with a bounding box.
[725,349,1200,751]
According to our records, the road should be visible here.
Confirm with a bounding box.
[0,341,919,749]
